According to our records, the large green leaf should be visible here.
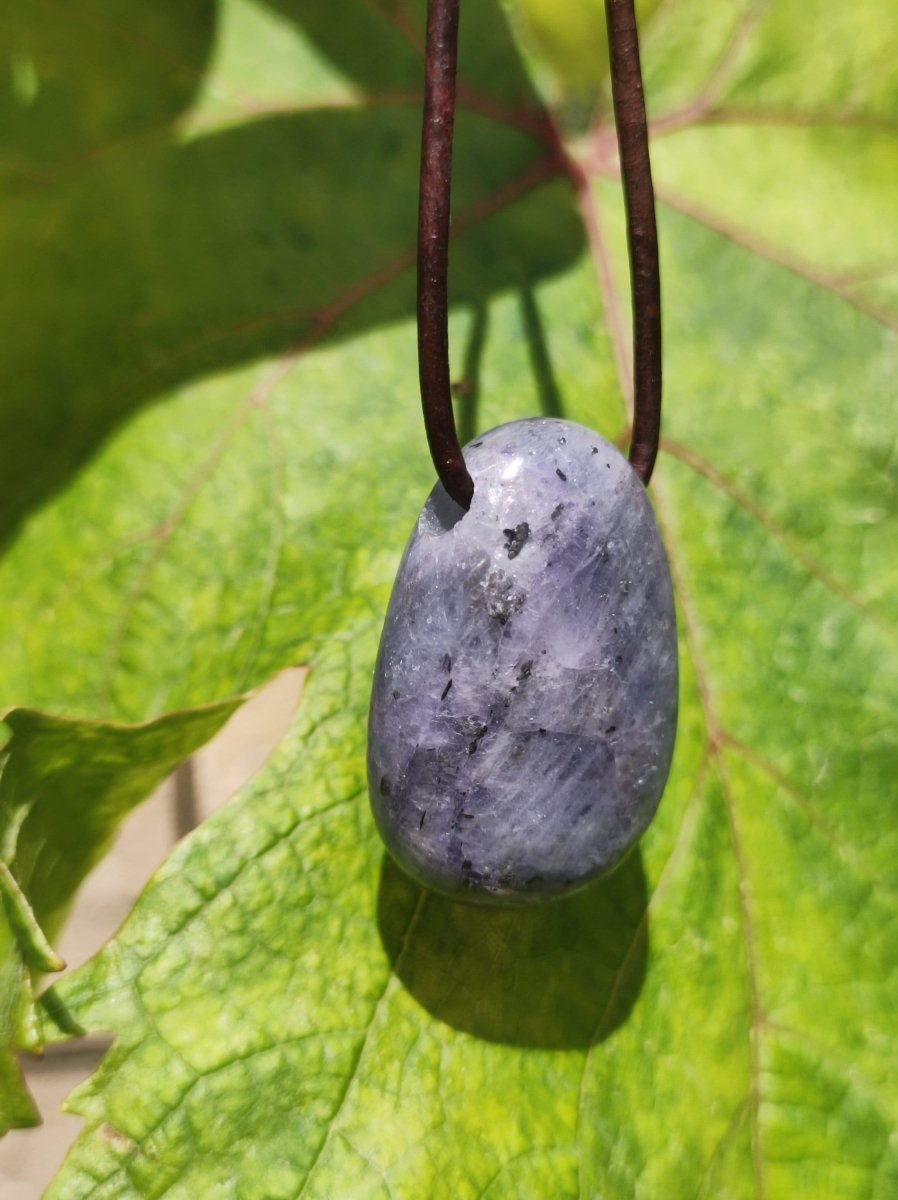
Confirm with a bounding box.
[0,0,894,1193]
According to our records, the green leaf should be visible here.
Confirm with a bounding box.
[0,862,66,975]
[0,700,240,1133]
[0,0,894,1193]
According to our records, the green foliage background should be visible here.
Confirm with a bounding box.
[1,0,896,1194]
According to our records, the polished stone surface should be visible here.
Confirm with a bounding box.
[368,418,678,905]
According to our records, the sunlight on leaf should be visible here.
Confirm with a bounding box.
[0,0,894,1194]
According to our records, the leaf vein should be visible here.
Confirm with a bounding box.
[653,182,898,335]
[654,483,766,1200]
[293,889,429,1199]
[575,749,712,1195]
[661,436,893,636]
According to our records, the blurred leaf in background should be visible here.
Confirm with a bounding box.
[506,0,665,119]
[0,0,896,1195]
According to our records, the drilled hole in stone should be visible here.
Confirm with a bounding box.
[418,484,467,537]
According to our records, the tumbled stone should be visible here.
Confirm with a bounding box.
[368,417,678,905]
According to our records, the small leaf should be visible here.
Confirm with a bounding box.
[509,0,664,108]
[0,699,241,1132]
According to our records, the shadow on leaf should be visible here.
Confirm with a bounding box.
[0,0,583,551]
[377,848,648,1049]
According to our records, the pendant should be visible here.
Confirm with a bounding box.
[368,417,678,906]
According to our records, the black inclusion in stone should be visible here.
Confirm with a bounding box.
[502,522,530,559]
